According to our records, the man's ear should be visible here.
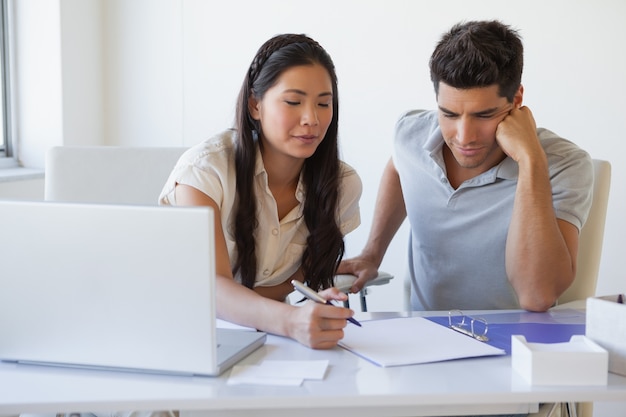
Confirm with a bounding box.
[513,85,524,108]
[248,95,260,121]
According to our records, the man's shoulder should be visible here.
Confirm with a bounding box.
[397,109,437,125]
[537,128,590,160]
[395,109,439,137]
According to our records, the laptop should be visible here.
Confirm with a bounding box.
[0,200,266,376]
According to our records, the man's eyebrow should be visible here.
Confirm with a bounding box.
[438,105,502,117]
[438,105,457,115]
[472,106,502,117]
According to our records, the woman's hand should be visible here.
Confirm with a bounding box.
[287,287,355,349]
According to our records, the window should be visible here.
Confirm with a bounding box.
[0,0,11,162]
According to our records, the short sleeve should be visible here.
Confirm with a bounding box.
[158,131,236,207]
[540,129,594,232]
[338,161,362,235]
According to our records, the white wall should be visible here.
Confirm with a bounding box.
[9,0,626,311]
[60,0,104,147]
[102,0,183,146]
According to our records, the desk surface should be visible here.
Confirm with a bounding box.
[2,308,626,417]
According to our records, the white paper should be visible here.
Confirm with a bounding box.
[258,360,329,379]
[339,316,505,367]
[227,360,329,386]
[227,365,303,386]
[216,319,257,332]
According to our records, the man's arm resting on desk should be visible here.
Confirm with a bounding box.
[498,108,579,312]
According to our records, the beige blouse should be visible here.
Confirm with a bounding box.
[159,130,362,287]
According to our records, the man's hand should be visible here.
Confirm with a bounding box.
[336,257,380,293]
[495,106,543,164]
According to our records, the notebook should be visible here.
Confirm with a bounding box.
[0,200,266,376]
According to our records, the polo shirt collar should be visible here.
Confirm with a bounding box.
[495,156,518,180]
[425,126,519,182]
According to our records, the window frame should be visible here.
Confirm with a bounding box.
[0,0,13,164]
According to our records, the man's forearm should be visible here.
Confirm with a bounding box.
[505,156,576,311]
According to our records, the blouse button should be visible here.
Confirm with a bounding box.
[263,269,270,276]
[272,228,278,236]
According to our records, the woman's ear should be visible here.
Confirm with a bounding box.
[248,95,260,121]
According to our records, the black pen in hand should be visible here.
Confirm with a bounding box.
[291,280,362,327]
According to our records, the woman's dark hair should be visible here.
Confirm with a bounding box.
[232,34,344,291]
[430,20,524,102]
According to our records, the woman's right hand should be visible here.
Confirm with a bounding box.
[287,287,355,349]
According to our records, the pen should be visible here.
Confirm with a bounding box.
[618,294,624,304]
[291,280,362,327]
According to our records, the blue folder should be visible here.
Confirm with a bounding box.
[426,309,586,354]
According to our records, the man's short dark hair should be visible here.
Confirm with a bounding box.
[430,20,523,102]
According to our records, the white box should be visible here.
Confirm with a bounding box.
[586,295,626,376]
[511,335,608,385]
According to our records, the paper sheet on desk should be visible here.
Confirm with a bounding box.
[216,319,257,331]
[227,360,329,386]
[339,316,505,367]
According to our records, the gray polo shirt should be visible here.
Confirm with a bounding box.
[393,110,593,311]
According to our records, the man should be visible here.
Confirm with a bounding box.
[339,20,593,312]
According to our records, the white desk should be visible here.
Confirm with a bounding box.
[1,310,626,417]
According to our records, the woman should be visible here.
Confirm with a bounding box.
[160,34,362,349]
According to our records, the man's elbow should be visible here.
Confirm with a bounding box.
[514,271,575,312]
[517,292,559,312]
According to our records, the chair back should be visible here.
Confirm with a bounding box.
[44,146,187,205]
[558,159,611,304]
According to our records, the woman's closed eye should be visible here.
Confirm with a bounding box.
[284,100,330,108]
